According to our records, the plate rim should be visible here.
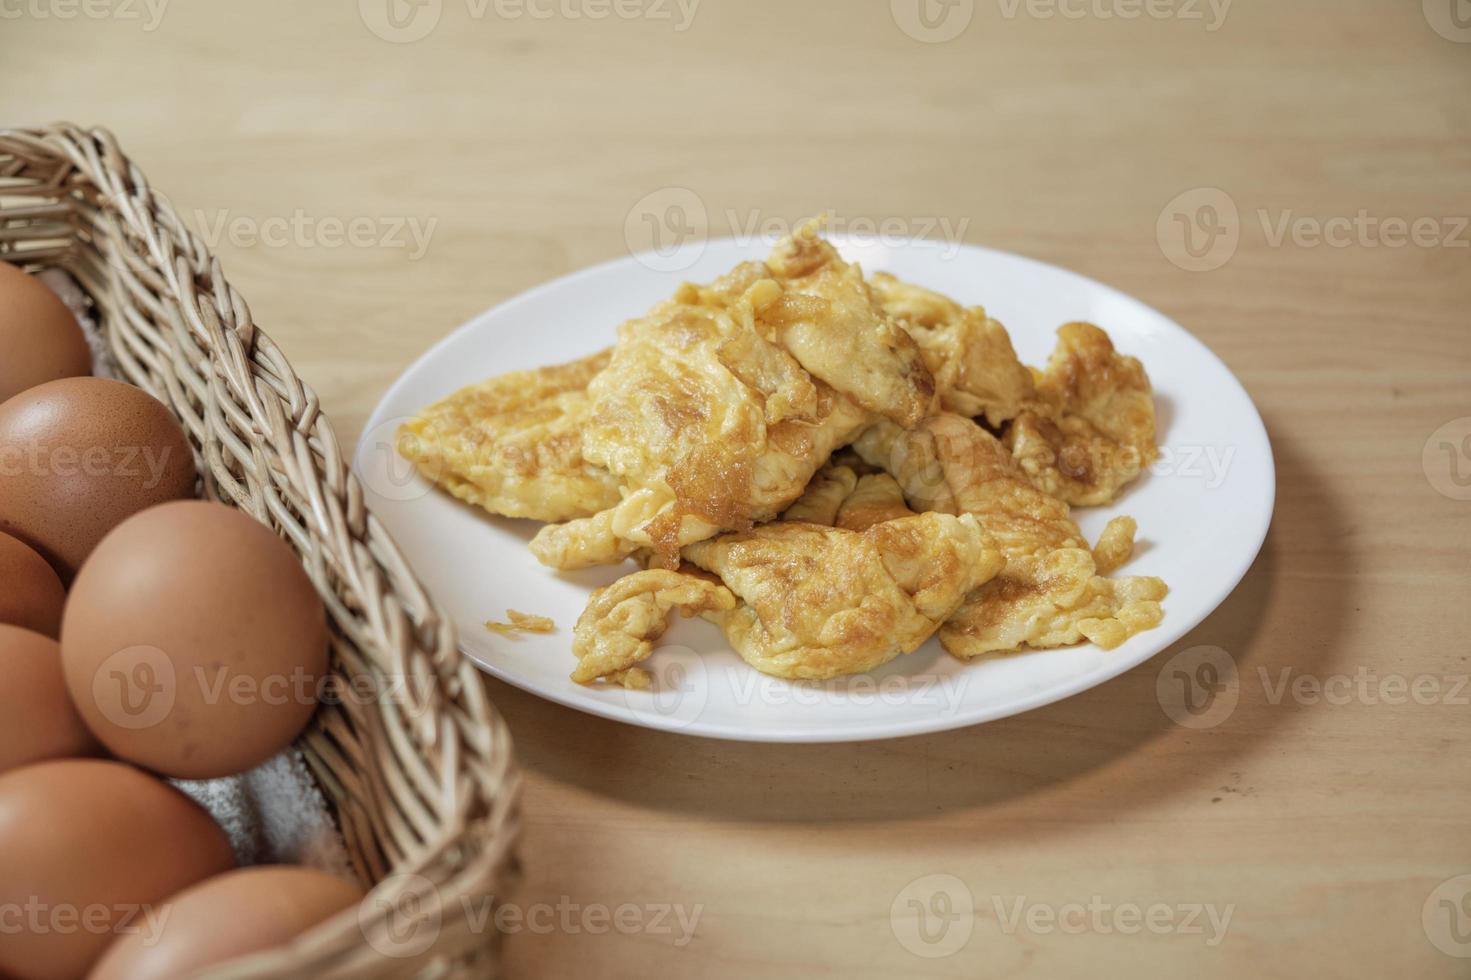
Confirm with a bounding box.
[357,235,1276,742]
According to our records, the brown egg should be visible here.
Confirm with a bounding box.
[0,760,234,980]
[0,377,196,580]
[0,263,91,406]
[61,500,330,780]
[0,531,65,636]
[89,866,363,979]
[0,626,99,775]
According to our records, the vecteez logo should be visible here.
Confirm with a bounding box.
[1424,874,1471,957]
[619,645,712,730]
[361,0,700,40]
[1423,417,1471,501]
[1156,644,1239,729]
[361,873,443,958]
[1423,0,1471,42]
[891,0,976,43]
[360,0,442,42]
[91,645,177,731]
[890,874,975,957]
[1157,188,1240,272]
[0,0,170,31]
[624,187,710,272]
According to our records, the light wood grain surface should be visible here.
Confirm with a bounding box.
[4,2,1469,976]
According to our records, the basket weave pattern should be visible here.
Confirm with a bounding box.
[0,124,521,979]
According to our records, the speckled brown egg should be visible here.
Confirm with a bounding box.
[0,377,196,580]
[0,625,99,775]
[61,500,330,780]
[0,759,234,980]
[0,531,65,637]
[0,262,91,406]
[89,866,364,980]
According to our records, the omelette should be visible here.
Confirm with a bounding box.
[398,223,1170,689]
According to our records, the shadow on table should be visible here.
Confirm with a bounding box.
[488,426,1350,833]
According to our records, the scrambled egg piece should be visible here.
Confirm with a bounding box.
[1091,515,1138,575]
[870,272,1036,427]
[485,610,556,636]
[397,350,622,522]
[685,513,1001,679]
[571,568,736,687]
[872,278,1158,506]
[854,414,1167,659]
[569,509,1001,684]
[941,548,1167,655]
[855,414,1084,557]
[1006,322,1159,506]
[530,225,933,570]
[834,473,916,531]
[762,232,934,427]
[780,462,858,525]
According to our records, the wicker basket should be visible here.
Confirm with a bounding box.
[0,124,521,978]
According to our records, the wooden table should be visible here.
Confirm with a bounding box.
[5,1,1468,975]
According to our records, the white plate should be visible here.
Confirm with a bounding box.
[355,236,1273,742]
